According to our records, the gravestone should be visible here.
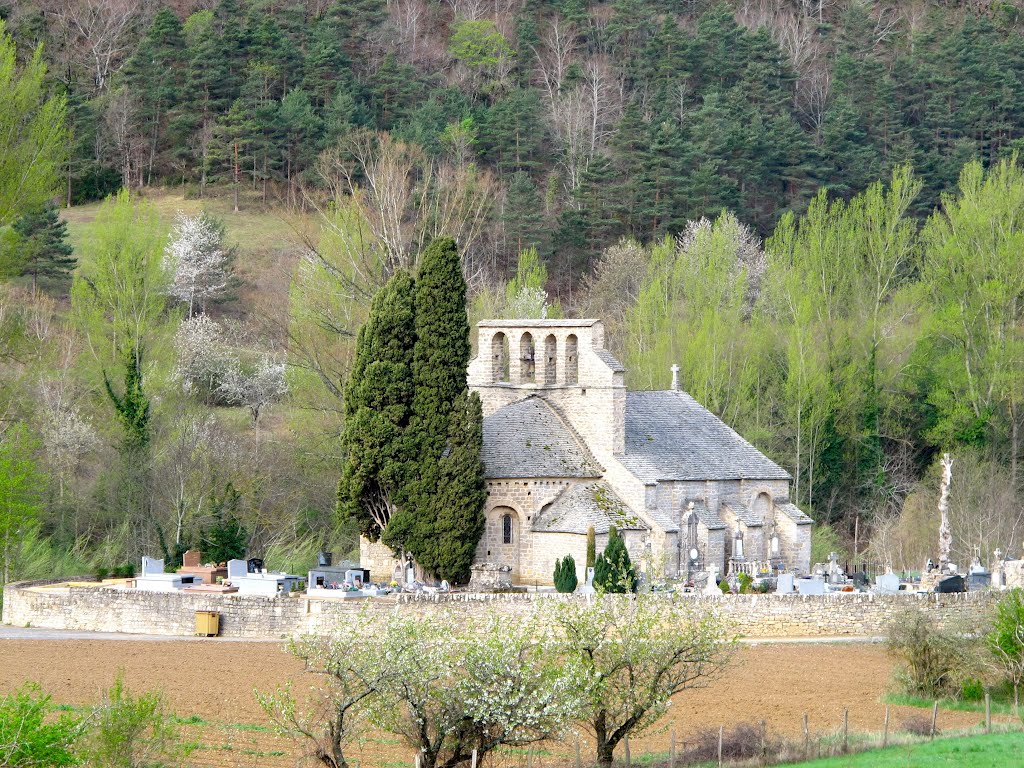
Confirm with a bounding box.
[579,567,596,595]
[703,565,722,595]
[875,572,901,594]
[227,559,248,581]
[182,550,201,568]
[776,573,795,594]
[141,557,164,576]
[796,577,826,595]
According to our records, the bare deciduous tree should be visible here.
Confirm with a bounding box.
[42,0,152,92]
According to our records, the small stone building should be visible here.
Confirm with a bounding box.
[362,318,812,585]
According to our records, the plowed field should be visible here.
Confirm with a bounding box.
[0,639,1001,768]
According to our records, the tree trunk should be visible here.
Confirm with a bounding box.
[594,712,614,768]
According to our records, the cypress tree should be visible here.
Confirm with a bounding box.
[387,237,485,581]
[337,269,417,541]
[553,554,578,593]
[586,525,596,569]
[593,525,637,594]
[11,201,75,293]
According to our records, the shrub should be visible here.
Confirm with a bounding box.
[718,579,730,594]
[960,677,984,702]
[737,572,753,594]
[593,526,636,593]
[901,715,937,736]
[553,555,578,593]
[0,684,80,767]
[887,609,974,699]
[987,587,1024,711]
[682,722,781,764]
[82,673,191,768]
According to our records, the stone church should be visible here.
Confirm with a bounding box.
[363,318,812,586]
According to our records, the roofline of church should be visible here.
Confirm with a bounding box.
[476,318,602,328]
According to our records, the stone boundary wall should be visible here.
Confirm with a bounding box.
[1,580,1000,639]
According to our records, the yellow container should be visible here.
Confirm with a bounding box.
[195,610,220,637]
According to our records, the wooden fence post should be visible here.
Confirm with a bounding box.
[883,705,890,748]
[842,708,849,754]
[471,750,478,768]
[527,747,533,768]
[575,734,582,768]
[930,701,939,740]
[624,735,631,768]
[718,725,724,768]
[669,729,676,768]
[415,754,421,768]
[802,713,809,759]
[986,693,992,734]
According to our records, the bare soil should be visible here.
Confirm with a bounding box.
[0,639,998,768]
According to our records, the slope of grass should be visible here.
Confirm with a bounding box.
[780,730,1024,767]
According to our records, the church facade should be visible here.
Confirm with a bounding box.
[362,318,812,586]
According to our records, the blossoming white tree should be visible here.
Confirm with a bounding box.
[260,608,586,768]
[164,212,230,317]
[548,595,736,768]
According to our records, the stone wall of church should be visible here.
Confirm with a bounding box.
[776,516,812,573]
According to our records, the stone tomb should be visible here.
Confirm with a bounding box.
[177,550,227,585]
[134,558,200,592]
[226,559,302,597]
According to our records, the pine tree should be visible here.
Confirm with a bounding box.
[338,269,417,541]
[11,201,75,293]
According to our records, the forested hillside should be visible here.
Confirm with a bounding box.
[3,0,1024,581]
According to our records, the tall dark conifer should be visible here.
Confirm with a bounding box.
[337,270,417,541]
[11,202,75,293]
[385,237,485,582]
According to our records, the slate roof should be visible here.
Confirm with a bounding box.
[618,391,791,482]
[532,482,648,534]
[482,397,602,479]
[593,348,625,372]
[721,497,762,527]
[774,500,813,525]
[684,500,727,530]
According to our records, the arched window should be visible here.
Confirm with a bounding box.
[491,332,509,383]
[520,332,536,383]
[502,514,513,544]
[565,334,578,384]
[544,334,557,385]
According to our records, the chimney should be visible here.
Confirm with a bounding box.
[670,364,680,392]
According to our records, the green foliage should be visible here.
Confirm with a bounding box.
[0,425,45,584]
[987,588,1024,710]
[810,524,848,568]
[389,237,484,582]
[718,579,730,594]
[887,609,977,700]
[82,674,191,768]
[736,572,753,594]
[0,683,80,767]
[338,269,417,541]
[9,202,76,293]
[0,20,67,227]
[201,483,248,564]
[593,526,637,594]
[448,20,513,70]
[585,526,596,570]
[553,554,578,593]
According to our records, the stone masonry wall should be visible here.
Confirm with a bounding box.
[3,580,999,639]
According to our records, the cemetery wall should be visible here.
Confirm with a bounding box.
[1,581,1000,639]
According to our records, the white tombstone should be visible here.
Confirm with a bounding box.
[227,559,248,580]
[796,576,827,595]
[141,557,164,576]
[875,572,901,594]
[776,573,795,594]
[703,565,723,595]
